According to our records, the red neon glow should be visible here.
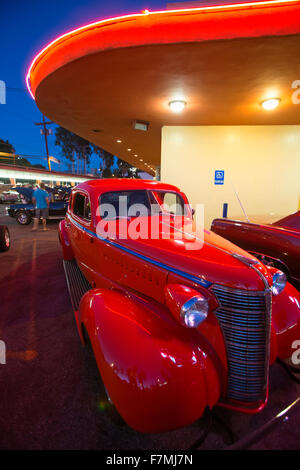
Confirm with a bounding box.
[26,0,300,99]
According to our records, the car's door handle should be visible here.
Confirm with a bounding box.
[87,233,94,244]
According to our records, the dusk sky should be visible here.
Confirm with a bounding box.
[1,0,166,172]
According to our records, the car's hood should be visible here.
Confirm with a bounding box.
[104,216,272,291]
[12,187,33,201]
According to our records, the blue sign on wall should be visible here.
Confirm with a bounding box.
[214,170,225,185]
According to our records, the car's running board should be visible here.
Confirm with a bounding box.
[63,260,91,311]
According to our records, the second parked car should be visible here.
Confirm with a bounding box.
[211,211,300,286]
[7,186,70,225]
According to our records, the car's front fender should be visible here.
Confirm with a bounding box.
[78,288,223,433]
[272,282,300,362]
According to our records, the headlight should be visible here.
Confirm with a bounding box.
[272,270,286,296]
[180,296,209,328]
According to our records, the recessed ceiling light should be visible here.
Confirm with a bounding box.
[261,98,280,111]
[116,139,122,143]
[127,148,132,151]
[139,159,143,162]
[168,100,186,113]
[134,154,138,157]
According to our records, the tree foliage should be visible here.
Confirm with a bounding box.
[0,139,15,164]
[0,139,45,169]
[0,138,15,154]
[55,127,92,166]
[54,126,139,178]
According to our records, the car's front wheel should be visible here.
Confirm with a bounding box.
[16,211,32,225]
[0,226,10,252]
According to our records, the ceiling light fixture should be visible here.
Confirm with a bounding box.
[127,148,132,151]
[168,100,186,113]
[116,139,122,143]
[261,98,280,110]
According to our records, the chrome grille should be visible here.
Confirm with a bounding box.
[212,284,268,403]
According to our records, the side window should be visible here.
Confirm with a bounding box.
[73,193,91,221]
[84,199,91,220]
[68,193,73,209]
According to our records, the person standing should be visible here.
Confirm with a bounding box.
[31,182,49,232]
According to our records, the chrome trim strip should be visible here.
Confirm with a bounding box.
[68,214,212,289]
[249,264,272,398]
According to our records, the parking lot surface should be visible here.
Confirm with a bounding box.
[0,206,299,450]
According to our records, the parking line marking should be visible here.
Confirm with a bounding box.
[0,239,24,335]
[28,240,37,353]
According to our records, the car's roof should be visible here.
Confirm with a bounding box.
[75,179,181,194]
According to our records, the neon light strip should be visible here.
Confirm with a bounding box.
[68,213,212,288]
[0,168,89,183]
[26,0,300,99]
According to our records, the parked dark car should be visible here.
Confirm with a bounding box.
[7,187,71,225]
[0,225,10,251]
[211,211,300,286]
[0,190,20,204]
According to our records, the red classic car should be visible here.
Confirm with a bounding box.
[58,179,300,433]
[211,212,300,287]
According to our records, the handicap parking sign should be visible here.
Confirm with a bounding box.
[214,170,225,185]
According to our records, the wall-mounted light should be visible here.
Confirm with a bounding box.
[168,100,186,113]
[261,98,280,111]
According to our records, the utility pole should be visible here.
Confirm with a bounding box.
[34,115,54,171]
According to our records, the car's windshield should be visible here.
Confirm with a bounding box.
[99,189,187,219]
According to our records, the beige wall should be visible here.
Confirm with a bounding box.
[161,126,300,228]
